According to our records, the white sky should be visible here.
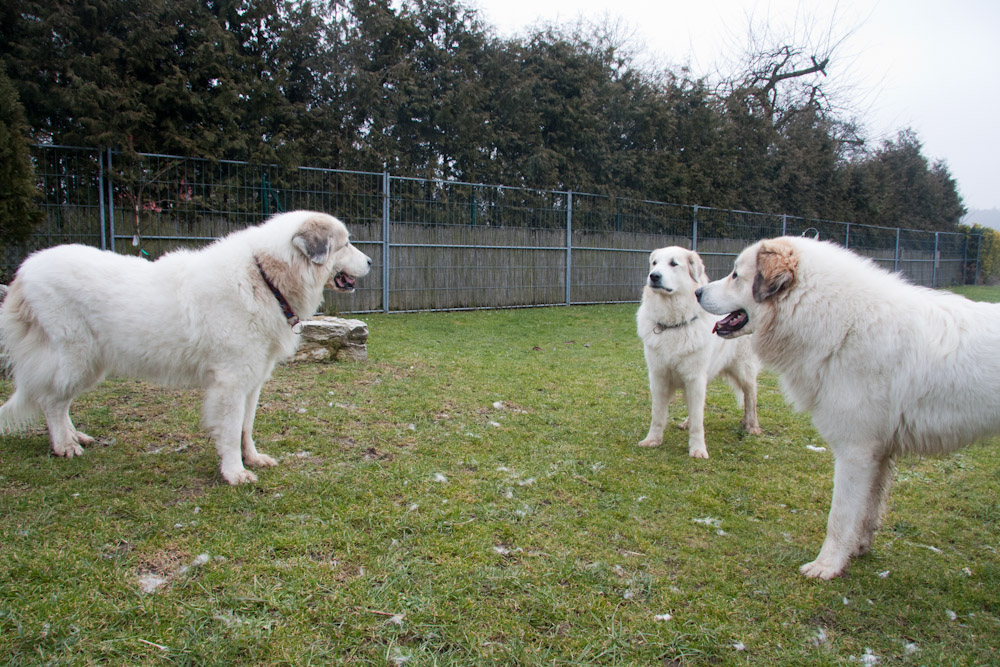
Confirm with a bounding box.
[471,0,1000,212]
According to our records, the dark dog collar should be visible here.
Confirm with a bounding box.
[255,257,300,329]
[653,314,698,334]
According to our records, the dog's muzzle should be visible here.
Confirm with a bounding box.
[648,272,673,292]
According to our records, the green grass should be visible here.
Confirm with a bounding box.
[1,304,998,665]
[946,284,1000,302]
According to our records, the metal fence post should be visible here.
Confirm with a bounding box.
[382,171,390,313]
[565,192,573,306]
[98,148,107,250]
[893,228,900,273]
[974,233,982,285]
[691,205,698,252]
[962,233,969,286]
[781,214,787,236]
[106,148,116,253]
[845,222,851,249]
[932,232,939,288]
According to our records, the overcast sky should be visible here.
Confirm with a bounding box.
[471,0,1000,213]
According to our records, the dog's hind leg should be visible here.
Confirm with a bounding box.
[735,374,762,436]
[39,396,86,458]
[241,383,277,469]
[203,382,257,485]
[34,353,102,457]
[854,453,896,557]
[724,357,762,436]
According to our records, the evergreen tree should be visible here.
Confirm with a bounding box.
[0,62,43,246]
[0,0,969,233]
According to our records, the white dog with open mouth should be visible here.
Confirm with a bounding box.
[697,236,1000,578]
[0,210,371,484]
[636,246,762,458]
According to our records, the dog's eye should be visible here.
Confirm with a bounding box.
[732,271,738,279]
[669,260,678,267]
[651,260,657,266]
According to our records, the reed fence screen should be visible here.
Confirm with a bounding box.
[2,145,982,314]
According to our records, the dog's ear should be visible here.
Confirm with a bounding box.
[753,239,798,302]
[686,251,707,285]
[292,217,333,265]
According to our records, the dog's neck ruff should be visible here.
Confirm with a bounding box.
[653,314,698,334]
[255,257,301,329]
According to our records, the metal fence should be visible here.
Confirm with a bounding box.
[1,145,981,314]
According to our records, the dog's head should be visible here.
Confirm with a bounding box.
[695,238,798,338]
[645,246,706,296]
[291,213,371,292]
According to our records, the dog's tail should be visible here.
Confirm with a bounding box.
[0,282,43,432]
[0,389,39,433]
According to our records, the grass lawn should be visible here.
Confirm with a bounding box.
[1,301,998,665]
[945,284,1000,302]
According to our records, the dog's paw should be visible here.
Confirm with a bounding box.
[637,438,662,448]
[74,431,96,446]
[221,467,259,485]
[245,453,278,468]
[799,559,846,580]
[688,448,709,459]
[53,442,85,458]
[677,417,690,430]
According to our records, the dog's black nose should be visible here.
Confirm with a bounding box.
[695,286,704,301]
[649,272,661,285]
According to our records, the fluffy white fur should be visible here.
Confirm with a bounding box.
[697,236,1000,578]
[636,246,761,458]
[0,210,371,484]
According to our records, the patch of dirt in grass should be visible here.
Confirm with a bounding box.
[363,447,393,461]
[136,546,189,577]
[101,540,135,560]
[334,561,366,583]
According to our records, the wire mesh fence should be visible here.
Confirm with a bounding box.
[1,145,982,314]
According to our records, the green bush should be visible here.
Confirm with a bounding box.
[961,224,1000,284]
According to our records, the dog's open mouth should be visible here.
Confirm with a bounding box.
[331,271,357,292]
[712,310,748,337]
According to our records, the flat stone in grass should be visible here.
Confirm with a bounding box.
[291,316,369,363]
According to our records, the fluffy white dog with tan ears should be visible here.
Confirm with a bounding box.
[697,236,1000,579]
[636,246,762,459]
[0,210,371,484]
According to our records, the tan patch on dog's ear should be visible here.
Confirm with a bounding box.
[753,239,798,302]
[686,251,707,285]
[292,216,335,265]
[255,253,307,310]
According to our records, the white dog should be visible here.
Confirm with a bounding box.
[637,246,762,458]
[0,210,371,484]
[697,236,1000,578]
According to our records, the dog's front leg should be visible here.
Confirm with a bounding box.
[241,383,277,468]
[683,376,709,458]
[800,448,881,579]
[638,367,674,448]
[203,383,257,485]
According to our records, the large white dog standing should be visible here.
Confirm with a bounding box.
[697,236,1000,578]
[0,210,371,484]
[637,246,761,459]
